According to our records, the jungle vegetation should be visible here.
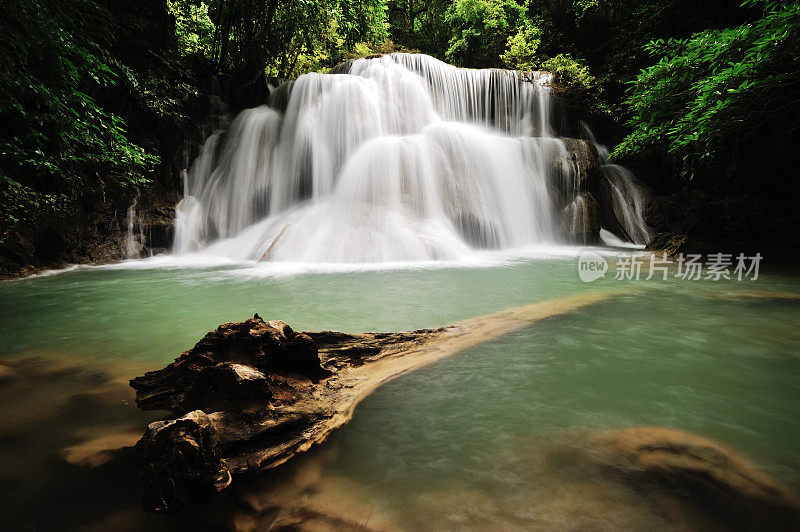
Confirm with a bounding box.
[1,0,798,249]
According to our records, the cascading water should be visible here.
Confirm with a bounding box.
[581,122,653,246]
[602,165,653,245]
[174,53,642,263]
[125,191,145,259]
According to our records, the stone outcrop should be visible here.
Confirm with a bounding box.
[130,315,446,513]
[644,231,714,257]
[580,427,800,529]
[560,138,602,189]
[589,165,659,245]
[591,172,633,242]
[0,187,179,279]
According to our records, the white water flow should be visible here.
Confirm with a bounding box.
[582,122,653,246]
[174,54,639,263]
[603,165,653,245]
[125,191,145,259]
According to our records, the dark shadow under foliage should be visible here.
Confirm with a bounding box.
[0,0,200,275]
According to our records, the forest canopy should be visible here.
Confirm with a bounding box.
[1,0,798,241]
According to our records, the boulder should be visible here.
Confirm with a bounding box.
[582,427,800,528]
[644,232,690,256]
[644,232,715,257]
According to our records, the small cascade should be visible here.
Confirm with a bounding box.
[581,122,653,245]
[561,193,600,244]
[174,133,222,254]
[125,191,146,259]
[602,165,653,245]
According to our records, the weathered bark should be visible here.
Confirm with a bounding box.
[131,291,618,513]
[130,316,324,414]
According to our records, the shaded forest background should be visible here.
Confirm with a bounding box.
[1,0,798,275]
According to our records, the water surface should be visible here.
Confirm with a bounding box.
[1,253,798,529]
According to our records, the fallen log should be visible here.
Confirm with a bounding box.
[130,291,616,513]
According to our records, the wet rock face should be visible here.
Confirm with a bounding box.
[562,138,601,187]
[455,212,501,249]
[560,192,601,244]
[546,138,603,211]
[582,427,800,529]
[129,314,325,414]
[0,187,179,279]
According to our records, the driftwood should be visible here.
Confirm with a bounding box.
[257,224,289,263]
[130,291,616,513]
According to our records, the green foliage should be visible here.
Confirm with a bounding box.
[572,0,598,16]
[386,0,451,57]
[208,0,389,79]
[0,0,161,230]
[614,1,800,178]
[538,54,594,93]
[346,39,419,60]
[337,0,390,51]
[283,0,389,77]
[435,0,594,106]
[0,0,177,233]
[0,175,68,229]
[444,0,534,68]
[168,0,215,57]
[500,23,541,70]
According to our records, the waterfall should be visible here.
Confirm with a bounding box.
[173,54,617,263]
[581,122,653,246]
[602,165,653,245]
[125,191,146,259]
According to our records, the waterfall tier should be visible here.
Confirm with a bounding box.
[174,53,651,263]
